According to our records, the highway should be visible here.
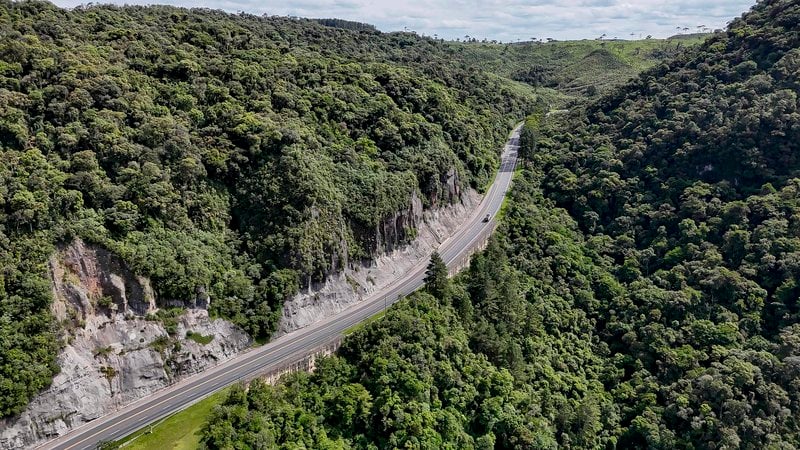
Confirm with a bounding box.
[38,123,521,450]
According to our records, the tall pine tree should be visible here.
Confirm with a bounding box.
[424,251,450,300]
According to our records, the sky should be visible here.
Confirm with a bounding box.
[52,0,757,42]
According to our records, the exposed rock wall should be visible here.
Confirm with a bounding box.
[0,240,251,450]
[51,238,157,319]
[278,188,481,334]
[260,337,343,385]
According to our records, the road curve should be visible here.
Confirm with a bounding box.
[38,123,522,450]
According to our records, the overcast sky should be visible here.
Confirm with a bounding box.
[53,0,757,42]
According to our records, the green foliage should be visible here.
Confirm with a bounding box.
[147,308,184,336]
[0,234,60,417]
[314,18,377,32]
[149,335,171,354]
[0,0,736,426]
[202,172,620,449]
[93,346,114,358]
[424,251,449,300]
[99,366,117,380]
[521,0,800,446]
[110,387,231,450]
[186,331,214,345]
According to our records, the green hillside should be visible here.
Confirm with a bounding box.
[445,35,708,101]
[0,0,716,427]
[525,0,800,444]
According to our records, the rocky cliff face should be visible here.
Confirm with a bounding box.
[352,167,463,260]
[279,187,480,334]
[0,239,251,450]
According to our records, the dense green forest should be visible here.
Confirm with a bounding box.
[528,0,800,445]
[201,171,619,449]
[0,0,538,416]
[0,0,689,418]
[201,0,800,448]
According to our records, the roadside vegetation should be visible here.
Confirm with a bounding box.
[106,388,229,450]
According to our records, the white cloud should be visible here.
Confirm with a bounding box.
[51,0,757,41]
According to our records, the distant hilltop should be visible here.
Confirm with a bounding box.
[313,18,378,32]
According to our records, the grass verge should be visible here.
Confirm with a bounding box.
[107,388,229,450]
[495,165,524,221]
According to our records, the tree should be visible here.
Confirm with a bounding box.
[424,251,450,300]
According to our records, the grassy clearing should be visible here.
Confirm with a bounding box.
[186,331,214,345]
[110,388,229,450]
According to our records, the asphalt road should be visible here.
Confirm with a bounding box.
[38,124,521,450]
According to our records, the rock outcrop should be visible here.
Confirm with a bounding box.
[0,239,251,450]
[278,187,481,334]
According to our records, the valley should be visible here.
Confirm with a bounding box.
[2,0,799,449]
